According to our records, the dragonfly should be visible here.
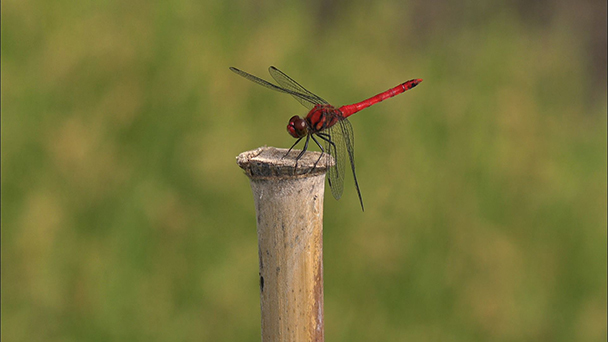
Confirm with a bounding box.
[230,66,422,211]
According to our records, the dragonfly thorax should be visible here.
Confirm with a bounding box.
[287,104,340,138]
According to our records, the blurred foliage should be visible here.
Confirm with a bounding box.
[2,0,606,341]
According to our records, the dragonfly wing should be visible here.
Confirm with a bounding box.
[323,116,364,210]
[230,67,320,107]
[269,66,328,109]
[324,126,345,201]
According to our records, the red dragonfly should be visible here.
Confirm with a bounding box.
[230,66,422,211]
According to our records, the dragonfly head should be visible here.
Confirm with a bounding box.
[287,115,308,138]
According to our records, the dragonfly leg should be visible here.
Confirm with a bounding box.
[315,133,339,181]
[284,137,304,159]
[316,132,335,150]
[309,135,326,172]
[315,133,337,160]
[293,135,311,173]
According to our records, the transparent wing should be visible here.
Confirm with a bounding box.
[230,67,321,108]
[323,124,346,200]
[268,66,328,109]
[322,115,364,211]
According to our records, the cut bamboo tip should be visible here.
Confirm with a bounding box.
[236,146,333,179]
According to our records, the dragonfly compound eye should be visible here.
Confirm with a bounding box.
[287,115,307,138]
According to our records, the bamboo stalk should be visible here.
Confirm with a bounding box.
[237,146,331,342]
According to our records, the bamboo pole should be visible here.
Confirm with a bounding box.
[237,146,331,342]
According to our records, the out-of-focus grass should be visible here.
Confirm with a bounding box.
[2,1,606,341]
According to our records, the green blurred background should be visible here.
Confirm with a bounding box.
[2,0,606,341]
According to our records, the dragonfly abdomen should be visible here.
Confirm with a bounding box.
[339,78,423,117]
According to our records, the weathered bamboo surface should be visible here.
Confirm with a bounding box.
[237,146,331,342]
